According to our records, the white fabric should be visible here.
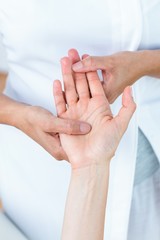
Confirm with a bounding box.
[0,211,27,240]
[0,0,159,239]
[128,168,160,240]
[136,0,160,163]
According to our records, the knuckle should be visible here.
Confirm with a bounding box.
[85,56,94,68]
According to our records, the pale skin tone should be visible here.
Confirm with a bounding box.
[0,90,91,160]
[1,50,159,159]
[0,52,136,239]
[1,47,158,237]
[72,50,160,103]
[53,49,136,240]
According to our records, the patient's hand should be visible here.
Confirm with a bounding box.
[53,50,136,169]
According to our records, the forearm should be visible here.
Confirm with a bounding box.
[136,50,160,79]
[61,161,110,240]
[0,93,28,127]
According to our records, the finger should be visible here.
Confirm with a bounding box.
[82,54,89,59]
[85,69,106,98]
[68,48,81,64]
[68,49,90,99]
[72,56,107,72]
[48,116,91,135]
[46,133,68,160]
[115,86,136,134]
[53,80,66,115]
[61,57,78,105]
[82,54,102,98]
[82,54,106,97]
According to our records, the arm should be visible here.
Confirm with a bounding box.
[0,199,3,210]
[0,93,28,126]
[72,49,160,103]
[62,163,109,240]
[0,72,7,91]
[0,93,91,160]
[53,49,136,239]
[139,50,160,78]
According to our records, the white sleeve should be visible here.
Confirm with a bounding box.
[0,211,28,240]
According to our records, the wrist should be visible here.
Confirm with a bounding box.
[124,51,147,81]
[71,161,110,197]
[9,102,31,129]
[70,157,111,171]
[0,94,30,127]
[134,50,160,78]
[138,50,160,78]
[134,50,150,77]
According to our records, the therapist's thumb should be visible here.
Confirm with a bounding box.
[72,56,107,72]
[115,87,136,134]
[51,117,91,135]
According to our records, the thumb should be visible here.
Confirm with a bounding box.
[50,117,91,135]
[72,56,108,72]
[115,86,136,134]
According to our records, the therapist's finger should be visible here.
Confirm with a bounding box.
[82,54,89,59]
[61,57,78,105]
[68,49,90,99]
[72,56,108,72]
[47,115,91,135]
[115,87,136,134]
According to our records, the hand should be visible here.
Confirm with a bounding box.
[72,51,144,103]
[53,49,136,169]
[16,105,91,160]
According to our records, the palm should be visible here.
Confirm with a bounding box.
[60,95,121,163]
[53,50,136,168]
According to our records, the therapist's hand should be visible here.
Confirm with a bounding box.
[53,51,136,169]
[72,51,144,103]
[17,105,91,160]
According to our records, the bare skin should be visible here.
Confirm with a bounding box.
[53,50,136,239]
[72,50,160,103]
[0,92,91,160]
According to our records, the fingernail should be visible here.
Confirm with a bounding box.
[72,61,83,71]
[80,123,91,133]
